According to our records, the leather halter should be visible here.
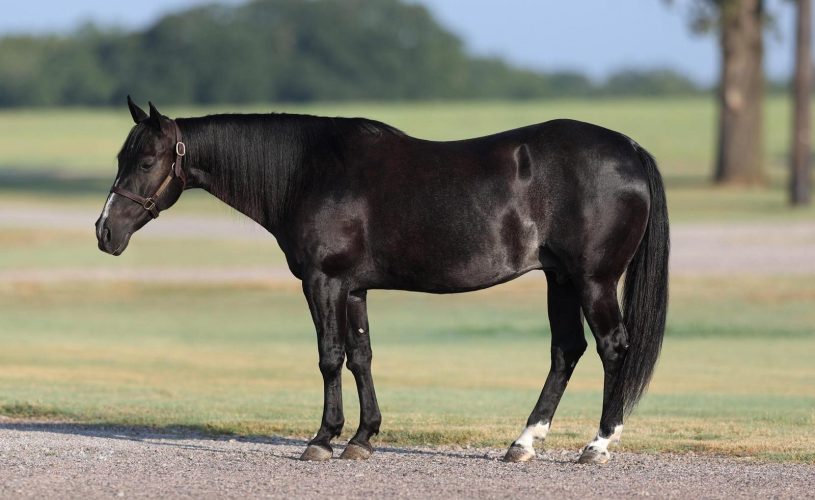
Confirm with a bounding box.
[111,121,187,219]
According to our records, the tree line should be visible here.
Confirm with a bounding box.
[0,0,810,203]
[0,0,708,107]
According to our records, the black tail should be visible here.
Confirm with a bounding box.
[618,145,670,415]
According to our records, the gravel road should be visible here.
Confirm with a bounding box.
[2,206,815,284]
[1,422,812,499]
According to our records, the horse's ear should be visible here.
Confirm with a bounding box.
[147,101,164,131]
[127,95,148,124]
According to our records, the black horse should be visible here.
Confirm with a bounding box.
[96,98,668,464]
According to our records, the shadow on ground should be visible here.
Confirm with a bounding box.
[0,420,504,461]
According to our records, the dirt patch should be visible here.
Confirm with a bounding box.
[670,222,815,276]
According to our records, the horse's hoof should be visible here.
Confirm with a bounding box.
[300,444,333,461]
[340,442,372,460]
[577,446,610,465]
[503,444,535,463]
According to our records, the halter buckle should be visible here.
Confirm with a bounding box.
[142,198,156,211]
[176,142,186,157]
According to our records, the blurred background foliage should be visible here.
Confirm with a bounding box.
[0,0,707,107]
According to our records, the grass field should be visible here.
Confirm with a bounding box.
[0,277,812,463]
[1,96,815,221]
[0,97,813,464]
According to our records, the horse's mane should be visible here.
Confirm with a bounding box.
[176,113,403,226]
[118,122,160,165]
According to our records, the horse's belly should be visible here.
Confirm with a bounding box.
[379,256,539,293]
[372,213,541,293]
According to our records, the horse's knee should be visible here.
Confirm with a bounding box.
[345,349,371,374]
[319,353,345,377]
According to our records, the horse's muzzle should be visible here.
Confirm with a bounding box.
[95,218,131,256]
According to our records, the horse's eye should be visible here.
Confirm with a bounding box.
[140,161,155,170]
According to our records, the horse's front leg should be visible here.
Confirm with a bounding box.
[300,273,349,461]
[340,290,382,460]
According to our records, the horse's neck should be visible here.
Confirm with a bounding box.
[178,116,304,234]
[184,168,270,232]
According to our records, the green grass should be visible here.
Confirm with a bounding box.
[9,98,722,175]
[0,225,285,270]
[0,277,812,462]
[0,97,751,178]
[1,97,814,221]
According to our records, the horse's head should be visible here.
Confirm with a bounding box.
[95,97,187,255]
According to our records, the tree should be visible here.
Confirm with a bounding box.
[683,1,766,184]
[714,0,766,185]
[790,0,812,205]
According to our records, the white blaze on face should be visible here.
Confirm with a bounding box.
[99,176,121,227]
[513,421,550,452]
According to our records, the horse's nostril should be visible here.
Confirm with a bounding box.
[103,227,111,243]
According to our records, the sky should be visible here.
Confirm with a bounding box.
[0,0,805,85]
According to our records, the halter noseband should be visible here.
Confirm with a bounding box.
[111,121,187,219]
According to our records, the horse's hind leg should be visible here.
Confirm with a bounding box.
[340,290,382,460]
[576,277,627,464]
[504,271,587,462]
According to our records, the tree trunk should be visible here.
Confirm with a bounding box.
[715,0,765,185]
[791,0,812,205]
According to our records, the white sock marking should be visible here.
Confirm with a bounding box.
[585,424,624,453]
[514,422,550,451]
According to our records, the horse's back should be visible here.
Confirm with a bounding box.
[364,118,650,205]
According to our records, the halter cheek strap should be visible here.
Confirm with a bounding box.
[111,121,186,219]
